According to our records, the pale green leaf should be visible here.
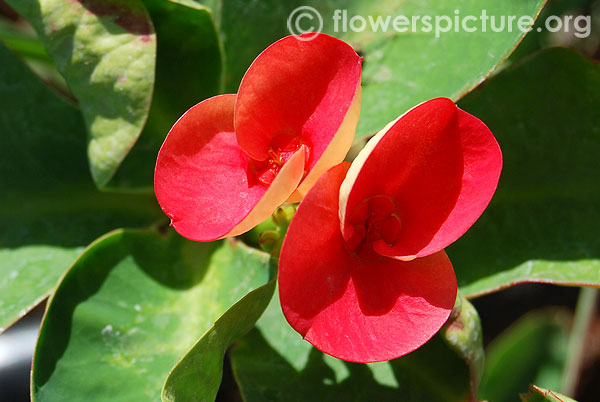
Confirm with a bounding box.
[0,43,160,332]
[32,230,271,401]
[108,0,223,190]
[6,0,156,187]
[207,0,546,138]
[162,278,276,402]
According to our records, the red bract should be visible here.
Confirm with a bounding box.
[154,34,362,241]
[279,98,502,362]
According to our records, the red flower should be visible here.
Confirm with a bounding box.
[155,34,362,241]
[278,98,502,362]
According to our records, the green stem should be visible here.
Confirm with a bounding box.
[441,294,485,402]
[561,287,598,395]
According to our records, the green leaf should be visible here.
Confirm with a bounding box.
[230,290,472,402]
[162,277,276,402]
[0,43,161,332]
[520,385,578,402]
[208,0,545,138]
[508,0,592,63]
[32,229,271,401]
[478,310,570,402]
[6,0,156,187]
[0,17,52,63]
[0,247,79,333]
[0,17,69,97]
[108,0,223,190]
[450,47,600,298]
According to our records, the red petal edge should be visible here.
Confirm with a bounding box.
[340,98,502,259]
[235,34,362,173]
[154,95,267,241]
[279,163,457,363]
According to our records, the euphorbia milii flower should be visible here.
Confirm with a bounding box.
[154,34,362,241]
[278,98,502,362]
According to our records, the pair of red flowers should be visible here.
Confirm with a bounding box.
[155,34,502,363]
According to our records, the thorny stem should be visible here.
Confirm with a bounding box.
[442,294,485,402]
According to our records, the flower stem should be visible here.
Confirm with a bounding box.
[561,287,598,395]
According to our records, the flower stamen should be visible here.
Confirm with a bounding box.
[346,195,401,259]
[250,133,302,187]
